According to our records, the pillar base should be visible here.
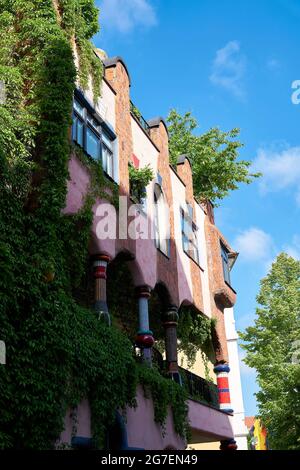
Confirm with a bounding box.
[95,301,111,326]
[167,371,182,386]
[220,439,238,451]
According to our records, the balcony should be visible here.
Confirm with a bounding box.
[147,348,220,409]
[179,367,219,409]
[133,350,234,445]
[130,101,150,135]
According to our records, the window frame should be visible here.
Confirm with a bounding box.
[72,90,116,181]
[220,242,231,285]
[154,184,170,258]
[180,206,200,266]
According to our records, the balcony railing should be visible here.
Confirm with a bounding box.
[179,367,219,409]
[134,348,219,409]
[130,101,150,135]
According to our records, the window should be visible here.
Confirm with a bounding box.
[86,126,100,160]
[154,184,170,257]
[72,100,84,147]
[102,131,114,179]
[221,242,231,285]
[72,95,115,180]
[180,206,199,265]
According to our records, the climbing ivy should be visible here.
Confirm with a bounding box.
[58,0,103,101]
[129,164,154,203]
[137,364,190,441]
[131,103,142,120]
[0,0,189,449]
[72,143,119,208]
[177,306,216,374]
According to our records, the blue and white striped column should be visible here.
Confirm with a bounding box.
[135,286,154,363]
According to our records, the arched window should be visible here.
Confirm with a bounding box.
[154,184,170,257]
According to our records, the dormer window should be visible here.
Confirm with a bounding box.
[221,242,231,285]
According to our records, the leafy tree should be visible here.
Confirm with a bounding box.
[167,109,261,204]
[240,253,300,450]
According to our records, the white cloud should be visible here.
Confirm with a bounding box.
[234,227,274,262]
[100,0,157,33]
[210,40,247,99]
[252,145,300,205]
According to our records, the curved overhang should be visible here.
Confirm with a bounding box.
[177,154,192,168]
[103,56,131,87]
[214,286,237,309]
[148,117,169,137]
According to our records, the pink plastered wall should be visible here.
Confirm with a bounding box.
[126,386,186,450]
[60,399,92,445]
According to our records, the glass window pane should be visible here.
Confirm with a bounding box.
[72,115,77,141]
[180,211,185,232]
[72,116,84,147]
[106,150,113,178]
[74,99,84,117]
[102,131,113,151]
[77,120,84,147]
[87,113,100,132]
[183,234,189,252]
[102,146,108,173]
[86,127,100,160]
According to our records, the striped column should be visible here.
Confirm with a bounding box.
[163,306,181,383]
[93,254,111,326]
[214,363,233,414]
[220,439,238,451]
[135,286,154,364]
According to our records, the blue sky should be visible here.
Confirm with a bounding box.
[95,0,300,416]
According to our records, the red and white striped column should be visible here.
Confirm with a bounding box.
[92,254,111,325]
[214,363,233,414]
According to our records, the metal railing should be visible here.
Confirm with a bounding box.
[130,101,150,135]
[179,367,219,409]
[134,347,219,409]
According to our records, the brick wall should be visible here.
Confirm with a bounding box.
[103,58,236,363]
[177,159,204,313]
[149,122,179,307]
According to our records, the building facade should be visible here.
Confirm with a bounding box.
[59,50,245,450]
[224,308,248,449]
[245,417,269,450]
